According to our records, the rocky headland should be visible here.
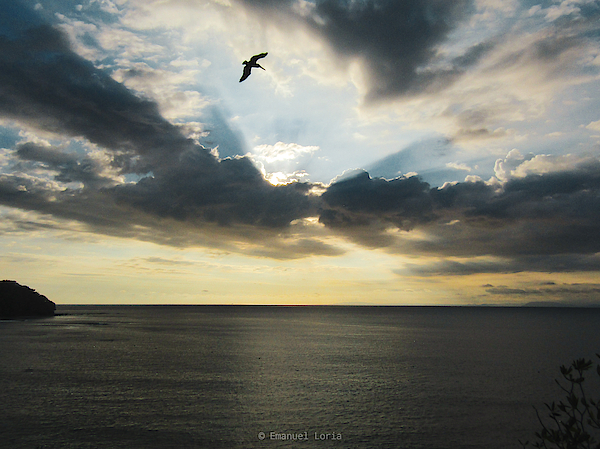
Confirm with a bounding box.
[0,280,56,318]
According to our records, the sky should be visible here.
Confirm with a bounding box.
[1,0,600,305]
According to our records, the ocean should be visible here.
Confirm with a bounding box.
[1,306,599,449]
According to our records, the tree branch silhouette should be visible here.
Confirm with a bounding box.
[520,355,600,449]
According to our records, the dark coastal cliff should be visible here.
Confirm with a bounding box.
[0,280,56,318]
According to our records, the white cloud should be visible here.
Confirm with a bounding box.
[0,147,13,169]
[527,5,542,16]
[96,27,165,59]
[89,0,122,15]
[494,149,531,181]
[586,119,600,132]
[56,17,102,61]
[264,170,310,186]
[493,150,599,181]
[251,142,319,163]
[388,14,600,156]
[446,162,472,172]
[541,0,598,22]
[544,2,581,21]
[111,63,209,120]
[249,146,316,185]
[464,175,483,183]
[512,153,599,177]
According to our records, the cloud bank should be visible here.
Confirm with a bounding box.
[1,0,600,278]
[0,4,324,258]
[237,0,481,102]
[318,156,600,267]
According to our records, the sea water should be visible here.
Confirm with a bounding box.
[1,306,600,449]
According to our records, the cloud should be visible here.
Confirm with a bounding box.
[319,170,434,231]
[142,257,196,266]
[425,160,600,258]
[2,0,600,274]
[251,141,319,163]
[509,153,600,178]
[541,0,599,22]
[237,0,487,102]
[304,0,477,102]
[235,0,597,124]
[110,155,316,228]
[0,2,328,258]
[451,126,512,143]
[104,0,600,162]
[482,282,600,306]
[0,20,192,175]
[399,254,600,276]
[0,141,322,254]
[446,162,472,172]
[365,138,457,186]
[485,286,542,296]
[317,152,600,271]
[249,141,319,185]
[15,142,121,189]
[493,149,534,181]
[405,0,600,146]
[586,119,600,132]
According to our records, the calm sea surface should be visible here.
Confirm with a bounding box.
[1,306,600,449]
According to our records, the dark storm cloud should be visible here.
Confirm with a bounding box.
[319,170,434,231]
[0,169,332,258]
[398,254,600,277]
[429,163,600,257]
[485,286,543,296]
[307,0,475,101]
[431,161,600,244]
[15,142,116,189]
[0,19,194,174]
[16,142,77,167]
[0,2,321,256]
[318,161,600,271]
[111,155,315,228]
[239,0,480,102]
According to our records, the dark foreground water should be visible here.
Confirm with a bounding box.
[1,306,600,449]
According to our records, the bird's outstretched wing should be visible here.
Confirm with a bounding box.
[249,52,268,64]
[239,64,252,82]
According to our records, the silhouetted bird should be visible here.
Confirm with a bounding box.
[239,52,268,82]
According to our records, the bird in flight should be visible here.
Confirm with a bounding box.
[239,52,268,82]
